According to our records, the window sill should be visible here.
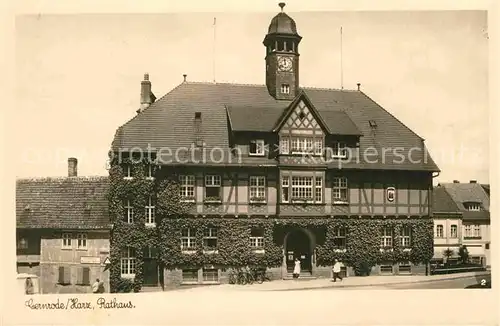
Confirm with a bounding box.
[123,177,134,181]
[203,250,219,255]
[250,200,267,205]
[145,177,155,181]
[204,200,222,204]
[333,201,349,205]
[379,248,394,252]
[61,247,72,251]
[181,199,196,203]
[145,223,156,228]
[333,248,347,253]
[181,250,197,255]
[402,248,412,252]
[76,248,88,251]
[202,281,220,285]
[252,249,265,254]
[464,237,482,240]
[248,153,265,157]
[121,274,135,279]
[181,281,199,285]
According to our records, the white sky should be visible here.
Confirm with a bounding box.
[13,10,488,184]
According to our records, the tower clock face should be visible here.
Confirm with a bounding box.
[277,56,293,72]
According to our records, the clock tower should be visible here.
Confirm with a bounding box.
[264,2,302,100]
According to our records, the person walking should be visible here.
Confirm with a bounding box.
[332,259,344,282]
[293,258,301,279]
[25,277,34,295]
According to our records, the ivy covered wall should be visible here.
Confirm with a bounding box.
[107,158,434,292]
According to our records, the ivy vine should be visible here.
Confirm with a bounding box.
[108,158,434,292]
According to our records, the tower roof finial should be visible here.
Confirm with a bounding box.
[278,2,286,12]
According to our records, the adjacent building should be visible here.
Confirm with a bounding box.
[432,180,491,267]
[16,158,111,294]
[108,4,439,291]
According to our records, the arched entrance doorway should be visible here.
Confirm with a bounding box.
[285,229,312,274]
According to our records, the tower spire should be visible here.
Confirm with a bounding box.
[279,2,286,12]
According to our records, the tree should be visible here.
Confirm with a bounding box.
[458,245,469,265]
[442,248,454,264]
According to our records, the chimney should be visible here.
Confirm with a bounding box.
[140,73,152,110]
[194,112,203,146]
[357,83,361,91]
[68,157,78,177]
[453,180,460,183]
[183,74,187,82]
[470,180,477,183]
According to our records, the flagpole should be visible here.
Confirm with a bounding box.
[340,26,343,90]
[213,17,216,83]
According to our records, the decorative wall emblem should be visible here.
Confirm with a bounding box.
[386,187,396,202]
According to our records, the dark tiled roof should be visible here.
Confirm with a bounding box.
[112,82,439,171]
[432,186,461,214]
[439,182,490,221]
[16,176,110,229]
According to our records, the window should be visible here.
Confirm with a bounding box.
[291,137,313,154]
[77,233,87,250]
[77,267,91,285]
[145,164,154,179]
[179,175,195,201]
[436,225,444,238]
[281,84,290,94]
[120,247,136,277]
[332,142,348,158]
[123,164,132,179]
[202,268,219,282]
[125,200,134,223]
[333,227,347,249]
[380,265,393,274]
[291,176,313,201]
[380,227,393,248]
[314,177,323,203]
[181,228,196,251]
[145,196,155,226]
[281,176,290,203]
[249,176,266,202]
[17,237,28,250]
[464,224,481,238]
[62,233,72,249]
[182,269,199,283]
[203,228,218,251]
[314,139,323,155]
[249,140,265,156]
[400,226,411,248]
[279,138,290,154]
[485,243,490,250]
[450,225,458,238]
[205,175,221,200]
[333,177,348,204]
[464,202,481,211]
[58,266,71,285]
[250,228,264,249]
[398,263,411,274]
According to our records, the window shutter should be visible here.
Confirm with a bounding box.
[77,267,83,284]
[82,267,90,285]
[58,266,64,284]
[64,266,71,284]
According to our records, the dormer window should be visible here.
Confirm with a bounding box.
[281,84,290,94]
[332,142,348,159]
[249,140,265,156]
[464,202,481,211]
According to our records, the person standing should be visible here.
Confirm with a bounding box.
[92,278,100,293]
[25,277,34,295]
[293,258,301,279]
[332,259,343,282]
[98,279,105,293]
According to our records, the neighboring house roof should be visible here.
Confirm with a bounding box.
[432,186,461,215]
[439,182,490,221]
[111,81,439,171]
[16,176,110,229]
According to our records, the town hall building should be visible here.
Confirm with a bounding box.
[108,4,439,291]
